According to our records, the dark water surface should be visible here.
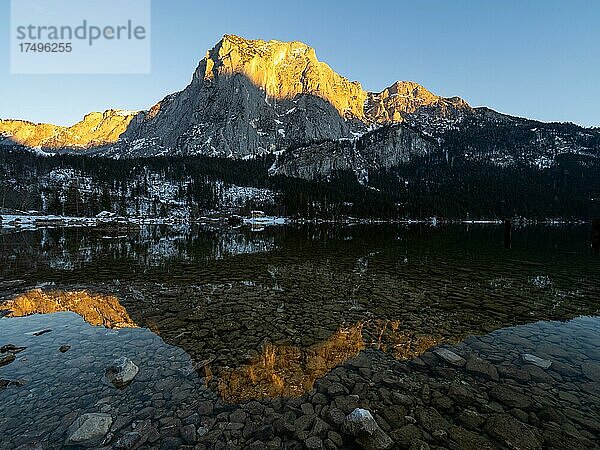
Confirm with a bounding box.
[0,224,599,449]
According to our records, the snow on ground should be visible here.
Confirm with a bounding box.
[220,184,278,207]
[242,216,287,226]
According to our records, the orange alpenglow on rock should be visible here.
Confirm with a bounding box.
[1,289,138,329]
[365,81,472,124]
[0,109,138,149]
[199,34,367,120]
[0,34,471,156]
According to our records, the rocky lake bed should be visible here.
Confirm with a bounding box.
[0,224,599,449]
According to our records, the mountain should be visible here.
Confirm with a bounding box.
[1,34,599,219]
[365,81,472,129]
[0,110,137,149]
[112,34,368,158]
[0,34,471,159]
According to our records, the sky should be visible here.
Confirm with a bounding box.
[0,0,599,127]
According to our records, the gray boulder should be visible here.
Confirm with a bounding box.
[105,357,139,388]
[342,408,393,450]
[66,413,112,447]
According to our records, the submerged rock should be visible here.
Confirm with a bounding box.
[113,431,143,450]
[342,408,393,450]
[522,353,552,369]
[581,362,600,382]
[485,413,542,450]
[1,344,27,354]
[465,356,499,381]
[433,348,466,367]
[105,357,139,388]
[32,329,52,336]
[489,385,533,410]
[0,353,15,367]
[59,345,71,353]
[66,413,112,447]
[0,378,26,388]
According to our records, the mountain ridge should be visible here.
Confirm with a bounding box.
[0,34,473,155]
[1,34,599,189]
[0,110,138,149]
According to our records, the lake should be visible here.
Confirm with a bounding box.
[0,224,599,449]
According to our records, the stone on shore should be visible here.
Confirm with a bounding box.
[485,414,542,450]
[433,348,466,366]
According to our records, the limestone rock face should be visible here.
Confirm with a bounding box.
[0,34,477,178]
[0,110,137,149]
[270,123,434,180]
[365,81,473,132]
[118,34,367,158]
[205,34,367,120]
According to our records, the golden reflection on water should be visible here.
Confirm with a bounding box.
[0,289,138,329]
[218,323,365,402]
[217,320,448,402]
[370,319,444,359]
[1,289,450,402]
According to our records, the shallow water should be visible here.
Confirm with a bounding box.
[0,224,599,449]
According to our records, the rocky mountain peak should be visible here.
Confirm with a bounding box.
[1,34,474,156]
[365,80,472,125]
[196,34,366,120]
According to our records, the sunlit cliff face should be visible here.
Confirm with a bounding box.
[199,34,367,120]
[365,81,472,124]
[0,34,473,151]
[0,110,137,149]
[0,288,138,329]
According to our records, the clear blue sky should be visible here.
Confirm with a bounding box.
[1,0,598,127]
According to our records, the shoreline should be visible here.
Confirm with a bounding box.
[0,213,591,231]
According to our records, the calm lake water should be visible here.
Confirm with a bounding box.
[0,224,598,449]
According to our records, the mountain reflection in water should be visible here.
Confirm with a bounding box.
[0,224,598,403]
[1,289,137,329]
[218,323,365,401]
[0,290,453,401]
